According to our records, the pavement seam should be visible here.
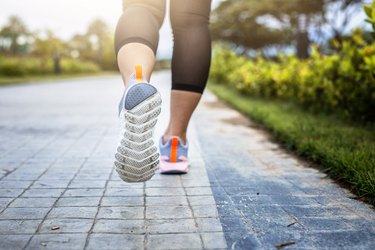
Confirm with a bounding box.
[20,129,89,249]
[181,174,204,248]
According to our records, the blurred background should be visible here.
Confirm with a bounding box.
[0,0,371,72]
[0,0,223,75]
[0,0,374,121]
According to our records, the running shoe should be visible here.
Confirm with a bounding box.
[159,136,189,174]
[114,65,162,182]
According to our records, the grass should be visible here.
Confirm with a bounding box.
[0,71,118,86]
[209,82,375,205]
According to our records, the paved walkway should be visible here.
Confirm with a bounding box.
[0,71,374,250]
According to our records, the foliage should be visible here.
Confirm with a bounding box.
[76,19,117,70]
[323,0,365,40]
[0,16,30,55]
[0,56,100,76]
[210,0,290,50]
[211,0,367,58]
[210,31,375,121]
[364,1,375,38]
[209,82,375,205]
[0,16,118,72]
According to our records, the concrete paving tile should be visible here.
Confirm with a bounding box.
[269,195,318,205]
[181,178,211,187]
[86,233,144,250]
[216,204,250,220]
[39,219,93,233]
[191,205,219,218]
[146,196,188,206]
[196,217,223,232]
[104,188,144,197]
[106,181,143,189]
[0,220,41,234]
[101,196,144,206]
[40,172,76,180]
[31,180,70,189]
[48,207,97,219]
[185,187,213,196]
[219,216,248,233]
[93,219,144,233]
[0,235,32,250]
[21,188,64,198]
[257,228,305,249]
[146,187,185,196]
[74,172,111,180]
[240,204,289,218]
[147,219,197,233]
[0,181,33,189]
[147,233,202,249]
[307,230,375,249]
[188,195,216,205]
[55,197,101,207]
[97,207,144,219]
[146,179,183,188]
[0,189,24,198]
[62,188,105,197]
[298,217,352,231]
[9,197,57,208]
[0,207,50,219]
[3,173,41,181]
[281,205,354,218]
[201,232,227,249]
[0,198,13,208]
[146,206,193,219]
[27,233,87,250]
[69,180,106,188]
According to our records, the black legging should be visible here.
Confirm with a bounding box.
[115,0,212,94]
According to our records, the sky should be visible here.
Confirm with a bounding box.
[0,0,223,59]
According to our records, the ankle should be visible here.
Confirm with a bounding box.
[123,65,149,88]
[163,132,187,144]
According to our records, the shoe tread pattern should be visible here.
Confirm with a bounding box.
[115,84,161,182]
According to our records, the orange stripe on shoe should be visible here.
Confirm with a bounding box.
[170,137,179,163]
[135,65,143,82]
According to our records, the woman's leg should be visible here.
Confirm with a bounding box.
[117,44,155,87]
[115,0,166,87]
[164,0,212,143]
[114,0,166,182]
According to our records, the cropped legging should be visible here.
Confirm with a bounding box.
[115,0,212,94]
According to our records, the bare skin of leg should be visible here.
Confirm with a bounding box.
[163,90,202,144]
[117,43,155,87]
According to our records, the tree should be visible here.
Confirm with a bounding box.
[321,0,365,42]
[211,0,288,54]
[67,19,116,69]
[32,30,65,74]
[0,16,29,55]
[87,19,110,65]
[69,34,94,61]
[212,0,363,58]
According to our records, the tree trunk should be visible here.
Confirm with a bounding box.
[296,14,309,59]
[296,31,309,59]
[53,52,61,74]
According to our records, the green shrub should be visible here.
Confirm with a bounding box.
[0,58,27,76]
[0,56,100,76]
[60,59,100,74]
[210,35,375,121]
[364,1,375,38]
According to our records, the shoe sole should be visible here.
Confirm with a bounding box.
[159,160,189,174]
[115,83,162,182]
